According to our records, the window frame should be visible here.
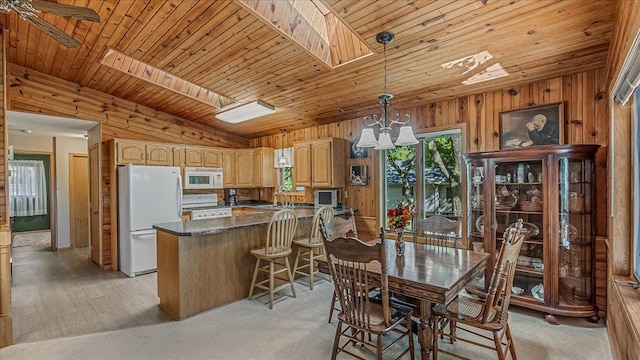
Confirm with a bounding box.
[632,90,640,280]
[380,124,467,237]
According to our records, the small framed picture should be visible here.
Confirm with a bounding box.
[499,103,564,149]
[350,141,369,159]
[350,165,368,186]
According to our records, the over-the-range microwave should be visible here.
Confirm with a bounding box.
[183,167,223,189]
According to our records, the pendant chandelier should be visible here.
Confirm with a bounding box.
[356,31,418,150]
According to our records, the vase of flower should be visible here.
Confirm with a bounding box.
[395,228,405,256]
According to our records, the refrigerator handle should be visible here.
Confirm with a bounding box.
[177,174,183,218]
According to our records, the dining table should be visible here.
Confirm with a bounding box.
[316,239,489,360]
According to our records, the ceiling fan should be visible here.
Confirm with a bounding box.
[0,0,100,48]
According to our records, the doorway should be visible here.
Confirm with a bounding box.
[9,153,54,250]
[69,153,89,248]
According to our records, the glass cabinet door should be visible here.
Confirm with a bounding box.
[467,161,486,288]
[557,157,594,307]
[494,159,545,303]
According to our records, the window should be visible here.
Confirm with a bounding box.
[383,128,462,232]
[280,167,293,192]
[633,90,640,280]
[8,160,48,217]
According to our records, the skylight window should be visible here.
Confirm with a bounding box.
[441,51,509,85]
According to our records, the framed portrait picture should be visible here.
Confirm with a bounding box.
[350,165,368,186]
[499,102,564,149]
[350,141,369,159]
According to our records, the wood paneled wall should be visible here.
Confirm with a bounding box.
[250,68,609,231]
[7,64,248,148]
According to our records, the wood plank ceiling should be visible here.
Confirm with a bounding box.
[2,0,615,139]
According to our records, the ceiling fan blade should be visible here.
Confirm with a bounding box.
[30,0,101,23]
[24,15,81,48]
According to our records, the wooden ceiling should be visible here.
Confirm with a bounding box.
[3,0,615,139]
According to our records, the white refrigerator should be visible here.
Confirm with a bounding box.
[118,165,182,277]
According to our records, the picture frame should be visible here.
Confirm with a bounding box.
[499,102,564,149]
[350,165,368,186]
[350,141,369,159]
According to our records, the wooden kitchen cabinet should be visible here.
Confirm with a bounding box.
[253,147,276,187]
[293,137,346,188]
[222,150,235,188]
[464,144,600,323]
[115,140,173,166]
[235,149,254,188]
[184,147,223,167]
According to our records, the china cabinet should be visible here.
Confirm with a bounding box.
[464,144,600,323]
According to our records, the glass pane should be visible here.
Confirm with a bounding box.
[422,133,462,218]
[384,145,416,231]
[558,157,594,306]
[495,160,544,303]
[468,161,486,288]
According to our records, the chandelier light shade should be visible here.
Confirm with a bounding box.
[356,31,418,150]
[274,128,292,168]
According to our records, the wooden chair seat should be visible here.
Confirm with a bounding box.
[250,246,292,259]
[336,300,413,334]
[292,237,324,248]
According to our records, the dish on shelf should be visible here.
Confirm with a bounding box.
[495,193,518,210]
[512,286,524,295]
[506,221,540,239]
[531,284,544,301]
[531,258,544,271]
[475,215,484,233]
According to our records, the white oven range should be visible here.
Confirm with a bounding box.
[182,193,231,220]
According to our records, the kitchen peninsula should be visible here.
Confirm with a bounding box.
[153,207,348,320]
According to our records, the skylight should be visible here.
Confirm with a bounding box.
[100,49,237,110]
[236,0,373,68]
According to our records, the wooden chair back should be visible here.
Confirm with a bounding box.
[309,206,334,245]
[481,219,525,324]
[319,223,391,328]
[323,209,357,239]
[264,209,298,255]
[412,215,461,249]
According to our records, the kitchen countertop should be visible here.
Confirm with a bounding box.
[155,207,349,236]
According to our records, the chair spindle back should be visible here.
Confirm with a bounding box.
[265,209,298,255]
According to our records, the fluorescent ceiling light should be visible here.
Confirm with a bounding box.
[215,101,276,124]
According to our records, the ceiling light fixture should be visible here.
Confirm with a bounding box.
[356,31,418,150]
[278,128,289,167]
[215,100,275,124]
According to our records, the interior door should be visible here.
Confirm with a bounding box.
[89,144,101,265]
[69,153,89,248]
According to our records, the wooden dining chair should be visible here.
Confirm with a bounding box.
[412,215,461,249]
[318,223,415,360]
[292,205,334,290]
[431,219,525,360]
[248,209,298,309]
[321,209,358,323]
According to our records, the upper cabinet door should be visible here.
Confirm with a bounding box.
[203,149,222,168]
[184,147,204,167]
[311,140,332,187]
[222,151,235,188]
[116,141,146,165]
[146,144,173,166]
[235,149,254,188]
[293,143,311,186]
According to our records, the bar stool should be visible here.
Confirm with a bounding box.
[292,205,334,290]
[248,209,298,309]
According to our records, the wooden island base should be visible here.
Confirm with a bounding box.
[156,215,312,320]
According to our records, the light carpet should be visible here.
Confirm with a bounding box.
[0,277,612,360]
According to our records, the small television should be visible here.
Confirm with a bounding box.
[314,189,339,208]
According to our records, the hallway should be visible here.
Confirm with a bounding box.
[11,245,170,343]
